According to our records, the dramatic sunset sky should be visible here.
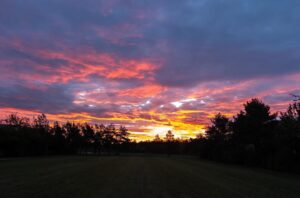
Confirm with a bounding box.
[0,1,300,140]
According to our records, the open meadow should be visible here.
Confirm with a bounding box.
[1,156,300,198]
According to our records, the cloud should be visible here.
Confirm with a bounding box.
[0,0,300,139]
[0,83,74,114]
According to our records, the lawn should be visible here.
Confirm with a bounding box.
[0,155,300,198]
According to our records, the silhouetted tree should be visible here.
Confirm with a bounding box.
[51,121,67,154]
[206,113,229,141]
[5,113,30,127]
[64,122,83,153]
[231,99,277,165]
[205,113,230,161]
[32,114,51,154]
[153,134,161,142]
[81,123,95,154]
[275,102,300,170]
[102,124,116,153]
[33,114,49,131]
[165,130,174,142]
[93,124,105,155]
[165,130,174,156]
[116,126,130,144]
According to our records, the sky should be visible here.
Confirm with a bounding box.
[0,0,300,140]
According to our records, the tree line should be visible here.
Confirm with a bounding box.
[0,98,299,172]
[201,98,300,171]
[0,114,130,156]
[134,99,300,172]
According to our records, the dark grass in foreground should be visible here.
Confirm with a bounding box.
[1,156,300,198]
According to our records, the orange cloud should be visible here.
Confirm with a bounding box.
[119,84,166,98]
[1,38,160,84]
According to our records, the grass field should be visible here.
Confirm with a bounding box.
[0,156,300,198]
